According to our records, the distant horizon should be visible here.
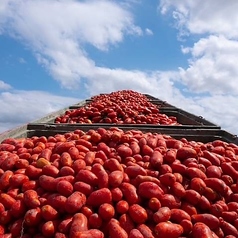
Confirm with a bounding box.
[0,0,238,134]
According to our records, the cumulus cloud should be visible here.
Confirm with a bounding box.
[158,1,238,97]
[0,90,80,133]
[86,67,180,100]
[0,80,11,90]
[18,57,26,64]
[145,28,153,36]
[158,0,238,134]
[0,0,142,89]
[159,0,238,38]
[179,35,238,95]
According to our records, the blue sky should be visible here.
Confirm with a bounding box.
[0,0,238,134]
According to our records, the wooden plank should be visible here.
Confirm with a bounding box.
[26,124,238,144]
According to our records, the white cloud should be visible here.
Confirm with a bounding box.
[18,57,26,64]
[157,0,238,135]
[179,35,238,95]
[159,0,238,38]
[0,0,142,89]
[1,74,237,135]
[87,67,179,99]
[85,67,238,134]
[0,90,80,133]
[145,28,153,36]
[0,80,11,90]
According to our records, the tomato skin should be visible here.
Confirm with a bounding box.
[0,170,14,190]
[119,213,135,234]
[150,150,163,169]
[24,207,42,226]
[120,183,138,205]
[204,151,221,166]
[1,154,19,171]
[87,188,112,207]
[219,218,238,237]
[160,194,181,209]
[69,213,88,238]
[88,213,102,229]
[104,158,124,172]
[47,193,67,212]
[221,162,238,180]
[191,222,214,238]
[9,218,24,237]
[190,178,206,195]
[5,112,238,237]
[9,174,29,188]
[181,202,197,217]
[109,170,124,187]
[221,211,238,223]
[111,187,123,202]
[108,218,128,238]
[98,203,115,221]
[125,165,146,179]
[191,214,220,230]
[204,178,228,196]
[170,181,186,198]
[9,199,27,218]
[153,207,171,223]
[129,229,144,238]
[186,167,207,180]
[53,142,75,155]
[154,222,183,238]
[163,149,176,163]
[41,205,59,221]
[42,165,59,177]
[138,181,164,200]
[128,204,148,224]
[176,147,197,161]
[171,163,187,174]
[75,170,98,187]
[65,192,86,214]
[159,173,176,187]
[180,219,193,235]
[170,208,191,223]
[116,200,129,214]
[41,220,59,237]
[198,157,212,167]
[206,165,222,178]
[148,197,161,211]
[58,217,73,234]
[117,145,133,158]
[198,195,211,211]
[57,180,74,197]
[38,175,56,192]
[184,189,201,206]
[0,193,16,210]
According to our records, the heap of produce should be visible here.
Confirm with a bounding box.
[54,90,179,125]
[1,127,238,237]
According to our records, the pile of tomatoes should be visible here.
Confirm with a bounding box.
[1,127,238,237]
[54,90,179,125]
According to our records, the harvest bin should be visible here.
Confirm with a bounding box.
[1,124,238,145]
[41,109,218,128]
[30,100,219,128]
[1,91,237,238]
